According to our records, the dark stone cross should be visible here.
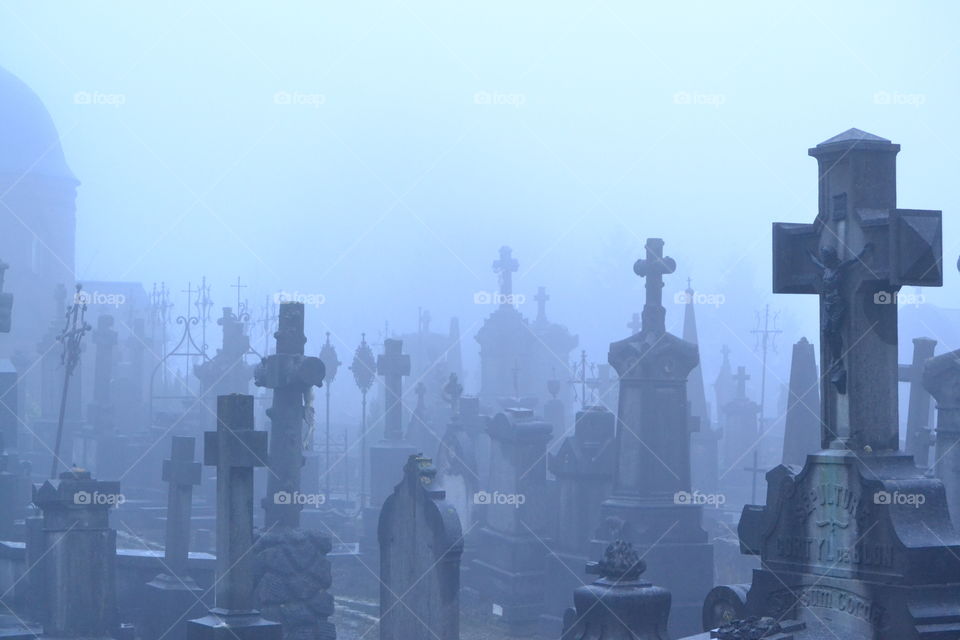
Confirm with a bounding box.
[254,302,325,529]
[145,436,204,640]
[492,245,519,300]
[535,286,550,322]
[732,366,750,400]
[189,394,279,639]
[378,338,411,441]
[773,128,942,452]
[633,238,676,335]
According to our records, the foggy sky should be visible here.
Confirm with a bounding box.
[2,0,958,419]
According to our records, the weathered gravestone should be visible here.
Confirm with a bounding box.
[900,337,937,467]
[195,307,255,412]
[378,455,463,640]
[723,129,960,639]
[143,436,204,640]
[594,238,712,639]
[252,302,335,640]
[32,469,121,638]
[541,405,616,637]
[922,351,960,526]
[561,540,671,640]
[472,408,552,635]
[187,394,281,640]
[781,338,820,467]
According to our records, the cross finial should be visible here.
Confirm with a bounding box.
[633,238,676,335]
[492,246,519,299]
[733,366,750,399]
[534,286,549,322]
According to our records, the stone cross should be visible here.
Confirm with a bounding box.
[899,336,937,466]
[161,436,201,575]
[492,245,519,300]
[772,128,942,452]
[254,302,325,529]
[146,436,204,640]
[535,286,549,322]
[189,394,280,640]
[378,338,410,440]
[626,312,641,335]
[633,238,676,335]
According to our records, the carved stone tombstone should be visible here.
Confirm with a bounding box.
[472,408,552,635]
[595,238,712,639]
[723,130,960,639]
[378,455,463,640]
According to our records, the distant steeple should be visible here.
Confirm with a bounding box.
[682,278,710,428]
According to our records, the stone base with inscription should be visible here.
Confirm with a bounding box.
[728,451,960,639]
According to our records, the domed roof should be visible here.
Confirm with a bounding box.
[0,66,76,183]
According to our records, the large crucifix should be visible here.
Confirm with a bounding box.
[773,129,942,452]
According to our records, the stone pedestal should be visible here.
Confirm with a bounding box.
[922,349,960,526]
[540,406,615,637]
[472,408,552,636]
[32,470,120,639]
[735,452,960,639]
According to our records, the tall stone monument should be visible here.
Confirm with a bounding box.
[594,238,712,639]
[252,303,334,640]
[378,455,463,640]
[781,338,820,466]
[727,129,960,639]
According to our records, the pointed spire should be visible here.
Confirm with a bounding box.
[682,278,709,427]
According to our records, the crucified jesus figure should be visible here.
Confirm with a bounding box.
[807,243,871,395]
